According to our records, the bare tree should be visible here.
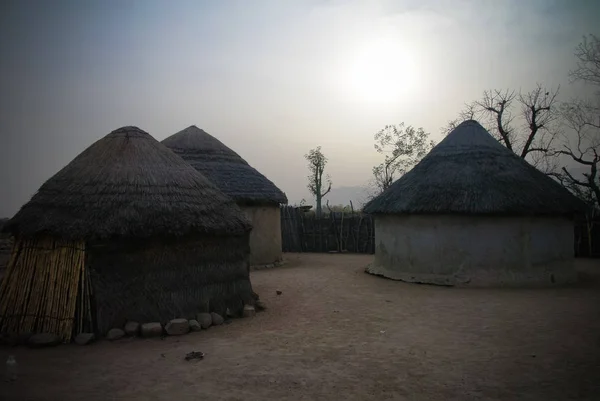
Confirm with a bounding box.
[552,34,600,255]
[556,34,600,209]
[305,146,332,218]
[570,34,600,86]
[371,123,435,195]
[555,100,600,207]
[444,85,561,173]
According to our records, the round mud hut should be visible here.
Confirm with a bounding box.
[363,120,585,287]
[0,126,255,341]
[162,126,288,267]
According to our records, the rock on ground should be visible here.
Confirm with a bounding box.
[196,313,212,329]
[74,333,95,346]
[106,328,125,341]
[28,333,61,348]
[255,300,267,311]
[243,305,256,318]
[189,319,202,332]
[211,312,224,326]
[165,319,190,335]
[141,322,163,337]
[124,321,140,336]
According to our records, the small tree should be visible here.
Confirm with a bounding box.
[372,123,435,194]
[305,146,332,218]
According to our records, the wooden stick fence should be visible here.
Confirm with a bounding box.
[280,205,375,254]
[281,205,599,257]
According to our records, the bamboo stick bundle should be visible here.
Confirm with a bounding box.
[40,238,56,333]
[18,239,43,333]
[60,242,77,341]
[6,239,39,333]
[50,244,69,335]
[58,241,75,340]
[56,240,71,341]
[6,240,32,332]
[0,237,88,341]
[54,240,73,337]
[22,238,48,333]
[23,238,59,335]
[34,238,54,332]
[47,238,66,334]
[63,243,84,342]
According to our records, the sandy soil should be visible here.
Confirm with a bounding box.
[1,253,600,401]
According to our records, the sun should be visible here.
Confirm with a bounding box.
[340,37,420,104]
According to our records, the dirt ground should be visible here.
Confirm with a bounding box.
[1,253,600,401]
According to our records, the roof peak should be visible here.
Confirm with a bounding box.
[161,125,288,205]
[434,119,506,155]
[162,125,241,156]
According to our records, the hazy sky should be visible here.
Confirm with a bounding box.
[1,0,599,217]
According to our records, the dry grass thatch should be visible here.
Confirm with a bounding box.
[162,125,288,206]
[364,120,586,216]
[3,126,252,240]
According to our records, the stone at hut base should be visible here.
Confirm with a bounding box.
[106,328,125,341]
[255,300,267,311]
[165,319,190,336]
[243,305,256,318]
[28,333,62,348]
[141,322,163,338]
[196,313,212,329]
[124,321,140,336]
[264,263,275,270]
[210,312,224,326]
[189,319,202,332]
[274,260,284,268]
[75,333,95,346]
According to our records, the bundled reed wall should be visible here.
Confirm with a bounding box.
[0,237,89,342]
[88,233,254,334]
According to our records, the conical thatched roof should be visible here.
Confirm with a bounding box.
[364,120,585,216]
[162,126,288,205]
[3,126,251,240]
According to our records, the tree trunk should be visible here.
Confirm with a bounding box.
[316,195,322,218]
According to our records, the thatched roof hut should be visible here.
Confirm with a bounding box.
[162,125,287,266]
[1,126,255,340]
[364,120,584,287]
